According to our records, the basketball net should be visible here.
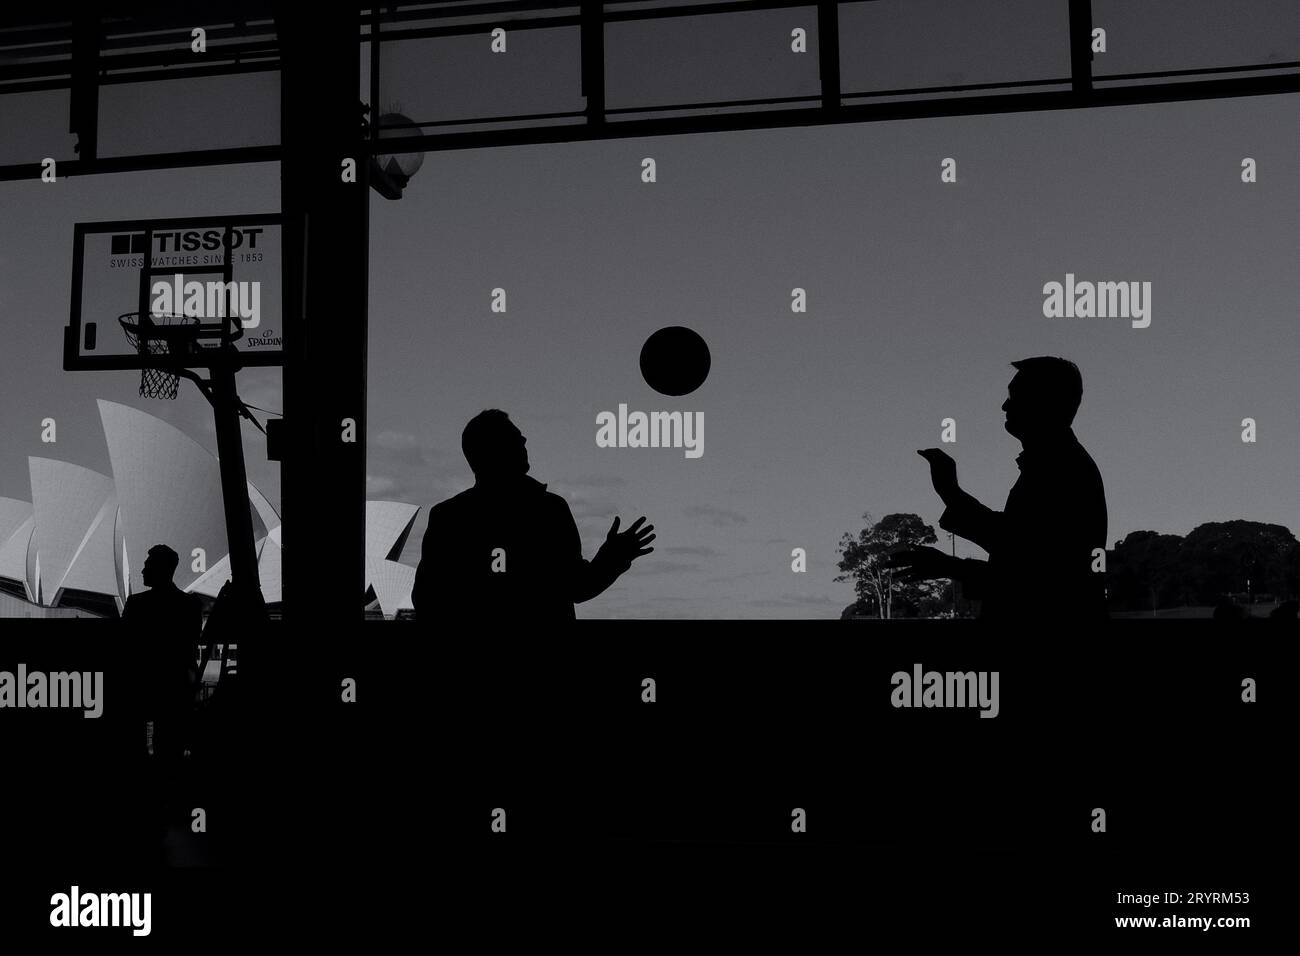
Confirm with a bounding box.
[119,313,193,400]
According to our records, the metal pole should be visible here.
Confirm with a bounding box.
[210,364,262,595]
[1069,0,1093,97]
[818,1,841,111]
[280,9,369,623]
[581,1,606,125]
[949,531,956,616]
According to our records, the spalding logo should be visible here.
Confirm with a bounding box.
[246,329,283,348]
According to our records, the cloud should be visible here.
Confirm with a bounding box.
[370,430,448,467]
[634,560,700,575]
[550,476,630,534]
[368,472,468,506]
[373,430,418,449]
[683,504,747,527]
[703,568,769,584]
[556,474,628,490]
[367,428,466,504]
[664,545,722,558]
[559,490,619,522]
[747,593,842,609]
[580,594,716,619]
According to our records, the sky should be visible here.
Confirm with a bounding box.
[2,0,1297,618]
[364,0,1300,618]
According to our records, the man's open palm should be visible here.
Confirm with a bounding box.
[885,546,956,582]
[602,516,656,569]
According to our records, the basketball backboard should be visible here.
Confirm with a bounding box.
[64,214,286,371]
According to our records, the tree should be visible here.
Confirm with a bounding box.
[836,513,944,619]
[1106,531,1184,612]
[1106,521,1299,611]
[1178,520,1297,603]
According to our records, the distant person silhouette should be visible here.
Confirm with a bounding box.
[412,410,655,620]
[887,357,1108,620]
[122,545,201,763]
[122,544,202,862]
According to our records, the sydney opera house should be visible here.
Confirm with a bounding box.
[0,400,419,619]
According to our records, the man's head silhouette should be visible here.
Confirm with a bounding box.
[1002,356,1082,442]
[141,544,180,589]
[463,409,530,482]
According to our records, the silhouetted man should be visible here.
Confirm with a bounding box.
[122,544,202,864]
[123,545,201,762]
[413,410,655,620]
[888,357,1108,620]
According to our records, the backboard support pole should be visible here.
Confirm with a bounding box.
[210,364,264,597]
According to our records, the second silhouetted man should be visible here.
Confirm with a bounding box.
[889,357,1108,620]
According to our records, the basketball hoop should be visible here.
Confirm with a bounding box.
[118,312,201,400]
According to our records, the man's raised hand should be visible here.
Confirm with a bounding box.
[917,448,959,503]
[601,515,656,570]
